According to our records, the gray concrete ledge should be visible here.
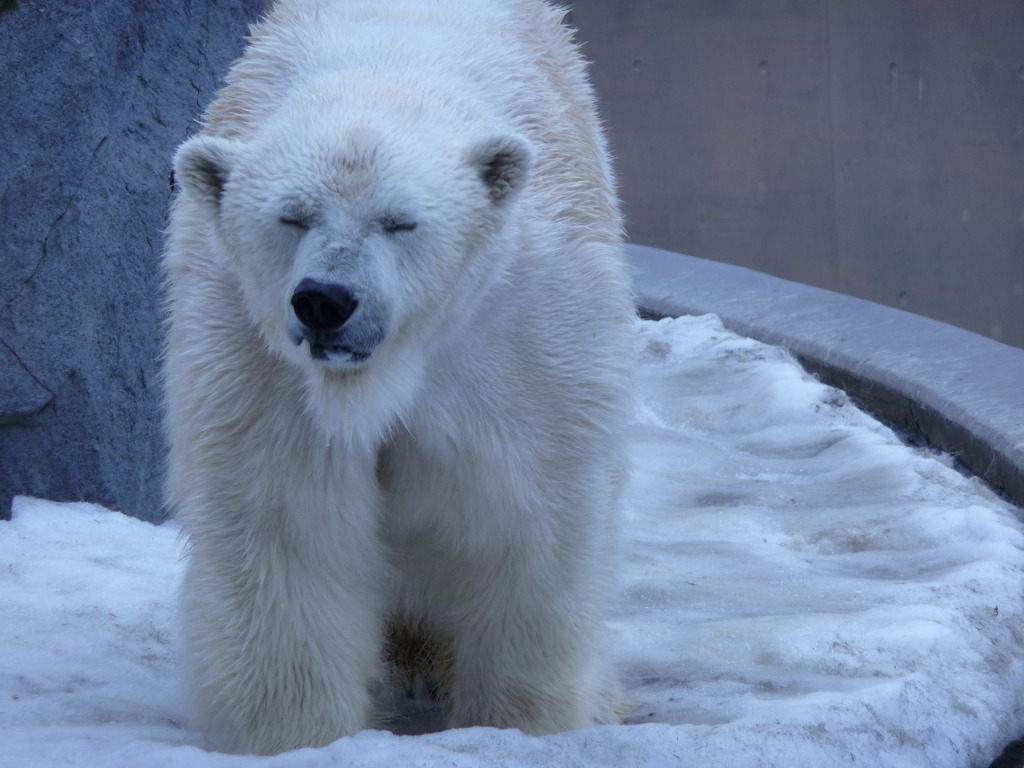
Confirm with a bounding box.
[627,243,1024,511]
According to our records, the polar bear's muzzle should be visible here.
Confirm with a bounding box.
[288,277,378,366]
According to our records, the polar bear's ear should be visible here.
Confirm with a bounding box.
[173,135,240,207]
[469,135,535,205]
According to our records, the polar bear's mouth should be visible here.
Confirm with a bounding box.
[307,341,371,364]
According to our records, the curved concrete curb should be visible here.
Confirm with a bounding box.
[627,243,1024,511]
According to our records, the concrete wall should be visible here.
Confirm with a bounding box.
[567,0,1024,347]
[0,0,263,521]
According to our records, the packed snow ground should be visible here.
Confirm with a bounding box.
[3,315,1024,768]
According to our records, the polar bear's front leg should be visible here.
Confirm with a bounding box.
[442,550,618,734]
[178,454,388,755]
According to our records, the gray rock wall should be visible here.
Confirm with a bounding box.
[0,0,263,522]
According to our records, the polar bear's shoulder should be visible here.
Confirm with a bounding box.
[203,1,583,136]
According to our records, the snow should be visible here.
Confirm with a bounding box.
[3,314,1024,768]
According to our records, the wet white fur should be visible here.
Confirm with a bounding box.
[163,0,634,755]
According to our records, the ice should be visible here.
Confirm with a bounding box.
[2,315,1022,767]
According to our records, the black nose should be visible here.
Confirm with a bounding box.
[290,279,358,331]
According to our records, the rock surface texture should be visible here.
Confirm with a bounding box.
[0,0,263,521]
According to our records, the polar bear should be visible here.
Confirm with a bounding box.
[163,0,633,755]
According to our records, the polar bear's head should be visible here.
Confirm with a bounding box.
[173,111,534,376]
